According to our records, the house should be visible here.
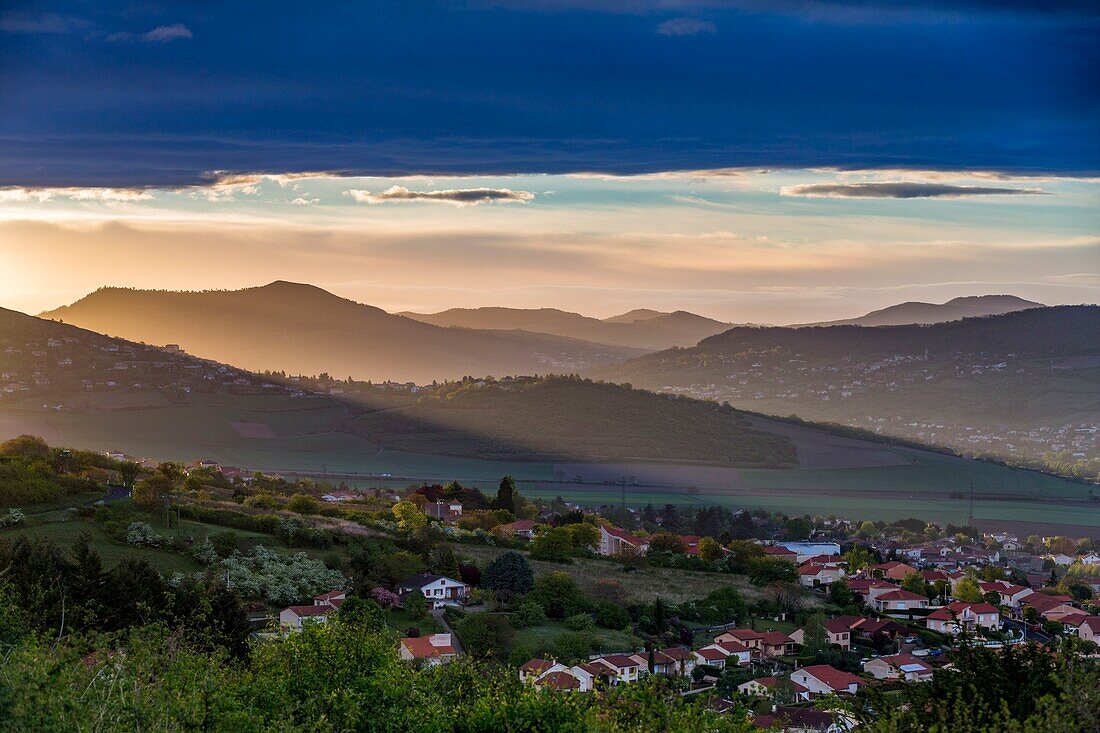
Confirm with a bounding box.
[279,604,331,631]
[396,574,469,609]
[871,561,918,581]
[498,519,538,539]
[1021,593,1078,621]
[798,563,846,587]
[762,545,799,564]
[1047,553,1074,566]
[714,628,764,654]
[873,589,929,613]
[737,676,810,701]
[850,617,908,640]
[591,654,642,684]
[925,602,1000,634]
[520,659,594,692]
[599,525,649,556]
[846,578,901,607]
[790,665,864,696]
[313,590,346,608]
[863,653,933,682]
[399,633,458,666]
[693,647,731,670]
[519,658,557,683]
[776,542,842,564]
[978,581,1034,608]
[655,646,696,676]
[322,491,359,502]
[712,640,753,666]
[1080,552,1100,566]
[1075,616,1100,644]
[425,501,463,521]
[759,631,797,657]
[533,670,581,692]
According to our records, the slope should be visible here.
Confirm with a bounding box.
[804,295,1042,327]
[41,282,644,383]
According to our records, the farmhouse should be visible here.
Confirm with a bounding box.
[399,633,458,666]
[396,574,469,609]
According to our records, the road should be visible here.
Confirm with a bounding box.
[431,608,464,653]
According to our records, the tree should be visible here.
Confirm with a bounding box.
[511,600,548,628]
[830,579,855,607]
[369,587,400,609]
[565,522,599,552]
[801,613,828,656]
[698,537,723,561]
[339,597,386,631]
[457,613,514,659]
[392,500,427,531]
[530,527,573,562]
[495,475,516,514]
[843,545,875,571]
[648,533,686,554]
[286,493,319,514]
[429,547,461,579]
[697,587,746,625]
[901,571,927,596]
[530,572,589,619]
[483,551,534,599]
[955,577,983,603]
[403,590,428,619]
[131,474,170,510]
[118,461,141,488]
[784,517,812,541]
[594,601,630,630]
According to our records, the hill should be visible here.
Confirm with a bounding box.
[400,306,733,350]
[596,307,1100,473]
[40,283,644,383]
[804,295,1043,327]
[2,309,1096,531]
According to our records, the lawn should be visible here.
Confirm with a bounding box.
[512,621,643,655]
[1,515,201,573]
[452,544,798,606]
[386,608,442,636]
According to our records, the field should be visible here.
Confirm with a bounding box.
[1,391,1096,533]
[512,621,643,655]
[453,544,779,606]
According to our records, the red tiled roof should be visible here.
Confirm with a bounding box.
[798,564,826,575]
[695,648,727,662]
[801,664,864,691]
[660,646,695,661]
[876,589,927,602]
[1023,593,1074,612]
[722,628,764,641]
[313,590,346,601]
[823,619,854,634]
[927,601,999,620]
[759,631,793,645]
[400,636,456,659]
[285,605,330,617]
[603,525,645,547]
[521,658,556,673]
[879,653,931,672]
[1080,616,1100,633]
[715,640,750,654]
[596,654,638,669]
[847,578,897,591]
[537,671,579,690]
[763,546,797,557]
[501,519,537,531]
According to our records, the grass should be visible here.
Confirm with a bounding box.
[386,608,442,636]
[452,543,795,606]
[2,515,201,573]
[512,621,643,655]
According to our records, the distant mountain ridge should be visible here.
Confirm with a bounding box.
[400,306,734,350]
[803,295,1043,327]
[40,282,645,383]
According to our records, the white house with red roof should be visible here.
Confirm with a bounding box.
[279,604,332,631]
[497,519,538,539]
[1074,616,1100,644]
[925,602,1000,634]
[591,654,643,683]
[737,676,811,701]
[396,574,469,609]
[692,646,732,670]
[1021,593,1078,621]
[846,578,901,607]
[790,664,864,696]
[872,589,929,613]
[313,590,346,608]
[656,646,697,676]
[714,628,764,655]
[399,633,458,666]
[598,525,649,556]
[762,545,798,563]
[979,580,1034,608]
[798,563,846,587]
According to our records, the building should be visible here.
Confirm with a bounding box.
[798,563,846,588]
[863,653,933,682]
[871,561,918,581]
[1021,593,1078,621]
[925,602,1000,634]
[425,501,463,521]
[396,574,469,609]
[846,578,901,607]
[978,581,1034,608]
[598,525,649,556]
[737,676,810,702]
[279,604,331,631]
[777,542,842,564]
[790,665,864,696]
[759,631,797,657]
[591,654,642,684]
[714,628,764,654]
[873,589,930,613]
[497,519,538,539]
[762,545,798,563]
[399,633,458,666]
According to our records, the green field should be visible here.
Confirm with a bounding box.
[2,391,1096,532]
[512,621,643,655]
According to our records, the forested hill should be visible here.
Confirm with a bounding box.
[40,282,644,383]
[802,294,1042,327]
[595,307,1100,474]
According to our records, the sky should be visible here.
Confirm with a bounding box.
[0,1,1097,323]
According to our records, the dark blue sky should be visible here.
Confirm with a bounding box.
[1,1,1097,186]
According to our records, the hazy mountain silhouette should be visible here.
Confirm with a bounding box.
[803,295,1042,327]
[400,306,733,350]
[41,282,645,383]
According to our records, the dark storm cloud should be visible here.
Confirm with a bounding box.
[780,182,1049,198]
[0,0,1096,186]
[346,186,535,206]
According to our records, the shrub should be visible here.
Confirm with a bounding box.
[565,613,594,631]
[125,522,163,547]
[511,600,548,628]
[594,601,630,630]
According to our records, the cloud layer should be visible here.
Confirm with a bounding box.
[780,182,1048,199]
[345,186,535,206]
[656,17,716,36]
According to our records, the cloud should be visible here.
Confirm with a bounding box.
[0,12,88,34]
[780,182,1049,198]
[0,187,153,203]
[656,17,717,36]
[345,186,535,206]
[106,23,192,44]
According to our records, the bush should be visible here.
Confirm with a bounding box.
[511,600,548,628]
[529,571,589,619]
[565,613,594,631]
[456,613,514,659]
[551,631,596,663]
[594,601,630,630]
[125,522,163,547]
